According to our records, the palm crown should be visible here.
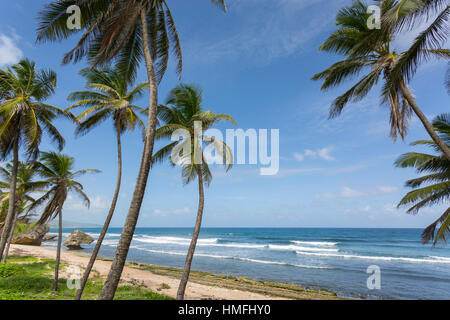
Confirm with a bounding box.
[396,114,450,245]
[153,84,235,185]
[67,66,147,136]
[381,0,449,87]
[0,162,46,226]
[0,59,73,160]
[29,152,99,225]
[312,0,448,141]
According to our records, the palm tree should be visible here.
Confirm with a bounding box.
[37,0,227,300]
[0,59,72,262]
[312,1,450,160]
[382,0,449,85]
[29,152,99,293]
[152,84,235,299]
[0,161,47,263]
[396,113,450,245]
[67,66,147,300]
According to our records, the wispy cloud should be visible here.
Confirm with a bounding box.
[153,207,192,216]
[316,185,399,199]
[183,0,344,65]
[0,33,22,67]
[294,147,335,162]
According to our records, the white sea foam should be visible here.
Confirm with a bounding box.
[269,244,338,252]
[291,241,337,246]
[102,239,119,246]
[133,247,328,269]
[133,236,339,252]
[295,251,450,264]
[135,236,219,245]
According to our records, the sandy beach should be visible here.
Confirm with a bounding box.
[8,244,341,300]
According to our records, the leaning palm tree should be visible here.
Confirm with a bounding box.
[0,161,47,263]
[153,84,235,299]
[382,0,449,85]
[396,113,450,246]
[312,0,450,160]
[37,0,227,300]
[0,59,72,261]
[67,66,147,300]
[28,152,99,293]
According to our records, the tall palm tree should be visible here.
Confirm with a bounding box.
[0,59,72,261]
[152,84,235,299]
[67,66,147,300]
[0,161,47,263]
[382,0,449,85]
[29,152,99,293]
[312,0,450,160]
[37,0,227,300]
[396,113,450,245]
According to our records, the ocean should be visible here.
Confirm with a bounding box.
[45,227,450,299]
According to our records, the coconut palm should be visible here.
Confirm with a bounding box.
[28,152,99,292]
[0,59,72,262]
[0,161,47,263]
[396,113,450,245]
[382,0,449,83]
[67,66,147,300]
[312,1,450,160]
[152,84,235,299]
[37,0,227,299]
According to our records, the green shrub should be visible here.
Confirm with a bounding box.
[14,222,37,235]
[0,264,25,278]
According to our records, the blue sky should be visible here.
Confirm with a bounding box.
[0,0,448,228]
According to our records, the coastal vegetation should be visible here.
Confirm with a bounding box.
[0,255,172,300]
[0,161,45,263]
[0,59,72,263]
[152,84,235,299]
[67,66,147,299]
[312,0,450,158]
[28,152,99,292]
[0,0,447,301]
[396,114,450,245]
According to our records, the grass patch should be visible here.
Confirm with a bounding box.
[0,264,25,278]
[0,256,173,300]
[6,255,39,263]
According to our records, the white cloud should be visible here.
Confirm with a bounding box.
[316,185,399,199]
[293,152,304,161]
[294,147,335,162]
[341,187,365,198]
[153,207,192,216]
[184,0,344,65]
[0,34,22,67]
[271,167,324,178]
[376,185,399,194]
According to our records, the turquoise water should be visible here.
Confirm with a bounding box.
[47,228,450,299]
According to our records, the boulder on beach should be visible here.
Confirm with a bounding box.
[12,224,50,246]
[63,230,94,250]
[43,234,57,242]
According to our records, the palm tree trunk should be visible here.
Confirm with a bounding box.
[53,208,63,293]
[0,137,19,261]
[99,8,159,300]
[3,201,20,264]
[399,81,450,161]
[177,166,205,300]
[75,132,123,300]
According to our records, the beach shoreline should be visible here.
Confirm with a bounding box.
[8,244,343,300]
